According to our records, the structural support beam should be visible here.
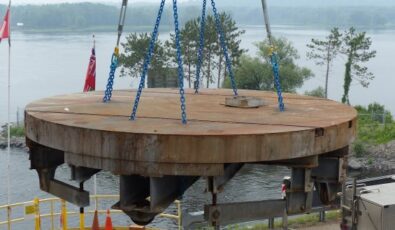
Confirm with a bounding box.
[265,155,319,168]
[48,179,90,207]
[286,168,314,214]
[28,139,90,208]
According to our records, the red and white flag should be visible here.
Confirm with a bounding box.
[83,46,96,92]
[0,3,10,45]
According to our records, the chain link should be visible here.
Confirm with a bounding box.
[270,52,285,112]
[173,0,188,124]
[194,0,207,94]
[210,0,238,96]
[130,0,166,120]
[103,53,119,102]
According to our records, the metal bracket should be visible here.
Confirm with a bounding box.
[204,200,286,226]
[71,166,101,183]
[209,163,244,193]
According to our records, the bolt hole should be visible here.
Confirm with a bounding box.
[315,128,324,137]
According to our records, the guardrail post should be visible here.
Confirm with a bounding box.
[61,200,67,230]
[80,210,85,230]
[177,201,182,230]
[7,206,11,230]
[282,208,288,230]
[319,210,326,222]
[268,218,274,229]
[50,200,55,230]
[34,198,41,230]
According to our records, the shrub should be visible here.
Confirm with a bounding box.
[353,141,367,157]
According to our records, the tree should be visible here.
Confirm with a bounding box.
[119,12,245,89]
[213,13,246,88]
[340,27,376,104]
[224,37,313,92]
[225,55,272,90]
[305,86,325,98]
[174,12,246,89]
[118,33,170,78]
[176,19,199,88]
[306,28,342,98]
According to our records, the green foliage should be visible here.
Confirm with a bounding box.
[224,37,313,92]
[353,140,367,157]
[1,125,25,138]
[177,13,246,88]
[341,27,376,104]
[236,211,340,230]
[119,33,172,78]
[224,55,271,90]
[10,126,25,137]
[355,103,395,144]
[304,86,325,98]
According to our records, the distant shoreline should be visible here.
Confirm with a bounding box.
[3,3,395,33]
[11,24,395,34]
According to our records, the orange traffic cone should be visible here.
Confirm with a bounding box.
[105,209,113,230]
[91,210,100,230]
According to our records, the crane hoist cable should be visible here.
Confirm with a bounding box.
[261,0,285,112]
[103,0,128,102]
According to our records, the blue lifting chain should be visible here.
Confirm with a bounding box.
[210,0,238,96]
[261,0,285,111]
[172,0,188,124]
[270,51,285,111]
[195,0,238,95]
[194,0,207,94]
[130,0,187,124]
[103,0,128,102]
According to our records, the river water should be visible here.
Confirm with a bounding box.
[0,26,393,228]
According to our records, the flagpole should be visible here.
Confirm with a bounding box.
[7,0,11,206]
[91,34,98,210]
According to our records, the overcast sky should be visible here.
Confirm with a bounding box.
[2,0,394,7]
[2,0,188,5]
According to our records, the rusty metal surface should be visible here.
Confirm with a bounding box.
[25,89,357,175]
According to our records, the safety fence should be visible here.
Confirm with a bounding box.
[0,195,181,230]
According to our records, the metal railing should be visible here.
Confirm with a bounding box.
[0,195,181,230]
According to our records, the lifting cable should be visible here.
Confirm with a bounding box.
[103,0,128,102]
[261,0,285,111]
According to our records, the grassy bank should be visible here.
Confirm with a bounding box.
[352,103,395,157]
[215,211,341,230]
